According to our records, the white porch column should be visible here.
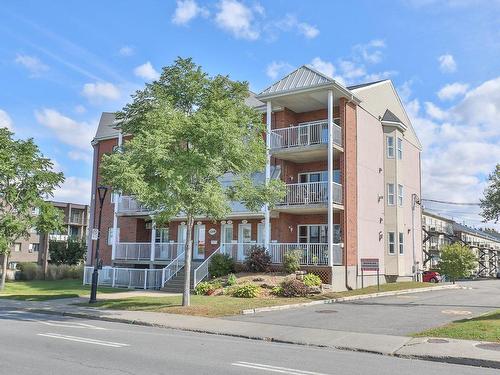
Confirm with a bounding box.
[150,220,156,262]
[264,100,272,250]
[327,90,334,267]
[111,130,123,262]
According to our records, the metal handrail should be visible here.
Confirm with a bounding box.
[161,251,186,287]
[193,247,221,287]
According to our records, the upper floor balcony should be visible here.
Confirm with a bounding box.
[117,196,151,216]
[275,181,343,213]
[270,120,342,163]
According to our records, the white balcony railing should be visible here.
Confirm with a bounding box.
[278,181,342,206]
[83,266,163,289]
[114,242,184,261]
[270,120,342,150]
[117,196,151,214]
[220,242,343,266]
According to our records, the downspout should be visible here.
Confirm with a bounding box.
[344,94,355,290]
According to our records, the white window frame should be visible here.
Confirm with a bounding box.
[399,232,404,255]
[398,184,403,206]
[297,224,328,243]
[388,232,395,254]
[387,183,395,206]
[386,136,395,158]
[107,227,120,246]
[397,137,403,160]
[13,243,21,252]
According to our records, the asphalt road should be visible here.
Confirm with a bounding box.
[0,309,496,375]
[227,279,500,336]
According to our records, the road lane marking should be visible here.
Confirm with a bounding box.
[39,321,107,330]
[232,362,330,375]
[37,333,129,347]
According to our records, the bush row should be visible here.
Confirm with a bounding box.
[16,263,84,281]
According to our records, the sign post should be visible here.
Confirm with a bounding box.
[360,258,380,291]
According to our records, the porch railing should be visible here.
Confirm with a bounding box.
[155,243,184,261]
[115,242,151,261]
[220,242,264,262]
[270,120,342,150]
[268,243,343,266]
[117,196,151,214]
[83,266,163,289]
[161,251,186,287]
[193,247,221,287]
[278,181,343,206]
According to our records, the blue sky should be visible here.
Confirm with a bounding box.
[0,0,499,229]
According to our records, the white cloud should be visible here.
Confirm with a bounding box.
[309,57,335,79]
[0,109,13,130]
[354,39,386,64]
[266,61,293,80]
[297,22,319,39]
[339,60,366,80]
[14,54,49,77]
[172,0,209,25]
[81,82,121,102]
[134,61,160,81]
[424,101,447,120]
[438,54,457,73]
[118,46,134,56]
[215,0,260,40]
[437,82,469,100]
[52,177,91,205]
[273,14,319,40]
[68,150,93,164]
[35,108,95,150]
[75,105,87,114]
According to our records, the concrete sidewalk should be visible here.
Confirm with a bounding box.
[2,297,499,369]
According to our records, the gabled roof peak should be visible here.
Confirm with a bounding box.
[381,109,402,123]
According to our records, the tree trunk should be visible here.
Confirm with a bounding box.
[182,215,194,306]
[0,252,8,290]
[42,233,49,279]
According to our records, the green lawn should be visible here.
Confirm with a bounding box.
[80,281,439,318]
[0,279,123,301]
[414,310,500,343]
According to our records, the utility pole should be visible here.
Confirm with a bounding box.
[411,193,421,281]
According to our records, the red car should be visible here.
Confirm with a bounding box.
[422,271,441,283]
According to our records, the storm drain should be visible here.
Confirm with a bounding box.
[476,343,500,352]
[316,309,338,314]
[427,338,449,344]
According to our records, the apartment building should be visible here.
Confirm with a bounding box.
[422,211,454,268]
[86,66,423,290]
[6,201,89,269]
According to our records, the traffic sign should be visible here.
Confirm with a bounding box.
[91,228,99,240]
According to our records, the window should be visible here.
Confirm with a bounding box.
[29,243,39,253]
[387,183,395,205]
[13,243,21,252]
[399,233,404,255]
[155,227,169,243]
[398,184,403,206]
[386,136,394,158]
[388,232,395,254]
[297,225,328,243]
[397,138,403,160]
[107,227,120,246]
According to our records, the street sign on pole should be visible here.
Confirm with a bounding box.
[91,228,99,241]
[360,258,380,291]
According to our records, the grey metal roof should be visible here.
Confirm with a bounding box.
[453,222,500,242]
[93,112,119,142]
[245,91,265,109]
[381,109,403,123]
[258,65,333,97]
[347,80,387,90]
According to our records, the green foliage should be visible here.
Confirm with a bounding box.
[303,273,322,287]
[35,202,64,237]
[0,128,64,289]
[282,249,302,274]
[49,239,87,265]
[271,285,284,296]
[226,273,237,286]
[245,246,271,272]
[231,283,260,298]
[208,253,235,277]
[194,281,215,295]
[481,164,500,223]
[438,243,477,283]
[17,262,43,280]
[280,279,308,297]
[17,262,82,281]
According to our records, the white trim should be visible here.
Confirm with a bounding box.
[398,184,404,207]
[388,231,396,255]
[387,183,395,206]
[327,89,334,267]
[397,137,403,160]
[399,232,404,255]
[386,135,395,159]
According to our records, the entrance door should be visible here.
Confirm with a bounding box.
[177,225,187,255]
[221,224,233,256]
[193,224,206,260]
[238,223,252,261]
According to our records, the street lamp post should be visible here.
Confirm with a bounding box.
[411,193,421,281]
[89,185,108,304]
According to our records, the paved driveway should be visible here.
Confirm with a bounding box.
[226,280,500,336]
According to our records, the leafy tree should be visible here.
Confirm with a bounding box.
[36,201,65,277]
[0,128,64,289]
[481,164,500,223]
[49,238,87,265]
[438,243,477,283]
[100,58,285,306]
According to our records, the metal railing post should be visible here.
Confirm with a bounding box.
[112,268,116,287]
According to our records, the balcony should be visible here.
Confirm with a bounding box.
[270,120,342,162]
[114,242,184,262]
[117,196,151,215]
[275,181,343,213]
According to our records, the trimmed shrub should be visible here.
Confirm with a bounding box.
[18,262,42,281]
[17,263,83,281]
[245,246,271,272]
[232,283,260,298]
[209,253,235,278]
[49,239,86,266]
[226,273,237,286]
[282,249,301,274]
[281,279,308,297]
[194,281,215,295]
[303,273,322,287]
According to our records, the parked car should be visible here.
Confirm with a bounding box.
[422,271,442,283]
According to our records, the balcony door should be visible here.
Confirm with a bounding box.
[193,224,206,260]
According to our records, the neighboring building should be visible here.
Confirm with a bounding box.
[87,66,423,290]
[7,201,89,269]
[422,211,454,268]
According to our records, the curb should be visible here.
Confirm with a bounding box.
[242,284,462,314]
[24,306,500,370]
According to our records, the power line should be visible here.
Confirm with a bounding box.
[422,198,481,206]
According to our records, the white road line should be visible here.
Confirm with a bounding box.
[39,321,107,330]
[232,362,330,375]
[37,333,129,348]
